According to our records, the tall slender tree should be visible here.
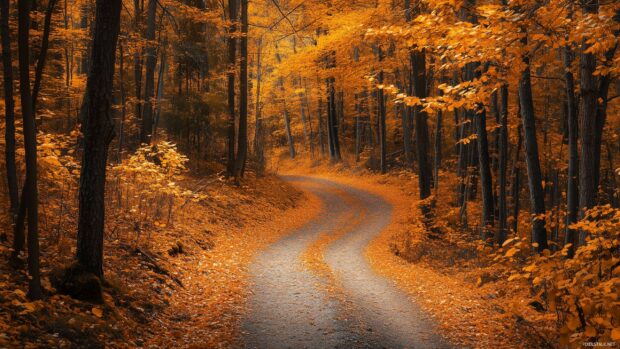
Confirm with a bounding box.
[226,0,237,177]
[411,47,432,208]
[563,39,579,257]
[518,31,548,252]
[75,0,122,278]
[497,85,508,245]
[1,0,18,230]
[17,0,42,299]
[140,0,157,144]
[234,0,248,180]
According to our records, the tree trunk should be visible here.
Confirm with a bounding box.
[511,104,523,235]
[153,41,166,141]
[302,79,315,158]
[17,0,42,299]
[518,32,548,252]
[378,69,387,173]
[404,0,414,168]
[476,104,494,237]
[563,44,579,257]
[226,0,237,177]
[276,49,295,159]
[234,0,248,180]
[433,109,442,195]
[31,0,57,118]
[318,88,325,156]
[254,38,265,175]
[592,10,619,208]
[355,92,362,162]
[1,0,19,226]
[118,43,126,163]
[139,0,156,144]
[497,84,508,245]
[76,0,122,277]
[411,49,432,204]
[133,0,142,140]
[283,100,296,159]
[326,52,341,161]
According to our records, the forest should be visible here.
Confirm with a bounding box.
[0,0,618,347]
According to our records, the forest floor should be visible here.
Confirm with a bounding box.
[0,155,555,349]
[0,171,320,348]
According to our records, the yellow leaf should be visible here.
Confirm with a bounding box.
[584,326,596,337]
[502,238,516,247]
[92,307,103,318]
[14,289,26,299]
[21,302,36,313]
[505,247,519,257]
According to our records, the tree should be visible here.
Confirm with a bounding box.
[234,0,248,181]
[1,0,18,231]
[411,47,431,207]
[377,48,387,173]
[140,0,157,145]
[17,0,42,299]
[518,30,548,253]
[226,0,237,177]
[563,39,579,257]
[497,85,508,245]
[75,0,122,278]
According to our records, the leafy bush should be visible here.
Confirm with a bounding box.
[498,205,620,347]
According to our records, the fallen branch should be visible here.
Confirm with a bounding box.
[134,246,184,288]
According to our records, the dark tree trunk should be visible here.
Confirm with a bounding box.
[326,52,341,161]
[456,109,469,208]
[578,34,598,232]
[476,105,494,237]
[118,43,126,163]
[254,38,265,175]
[283,100,296,159]
[302,79,315,158]
[518,32,548,252]
[355,112,361,162]
[299,83,311,152]
[226,0,237,177]
[563,44,579,257]
[326,79,334,157]
[234,0,248,180]
[31,0,57,116]
[411,49,431,203]
[139,0,156,144]
[76,0,122,277]
[153,42,166,141]
[318,89,325,156]
[331,81,341,160]
[378,69,386,173]
[133,0,142,139]
[403,0,414,168]
[276,49,295,159]
[591,10,619,208]
[1,0,19,227]
[434,109,442,195]
[497,84,508,245]
[511,111,523,235]
[17,0,42,299]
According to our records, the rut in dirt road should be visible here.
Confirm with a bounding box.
[240,176,450,349]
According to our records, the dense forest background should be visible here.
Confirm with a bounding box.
[0,0,619,347]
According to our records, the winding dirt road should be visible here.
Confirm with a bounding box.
[240,176,450,349]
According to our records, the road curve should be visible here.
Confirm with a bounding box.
[240,176,450,349]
